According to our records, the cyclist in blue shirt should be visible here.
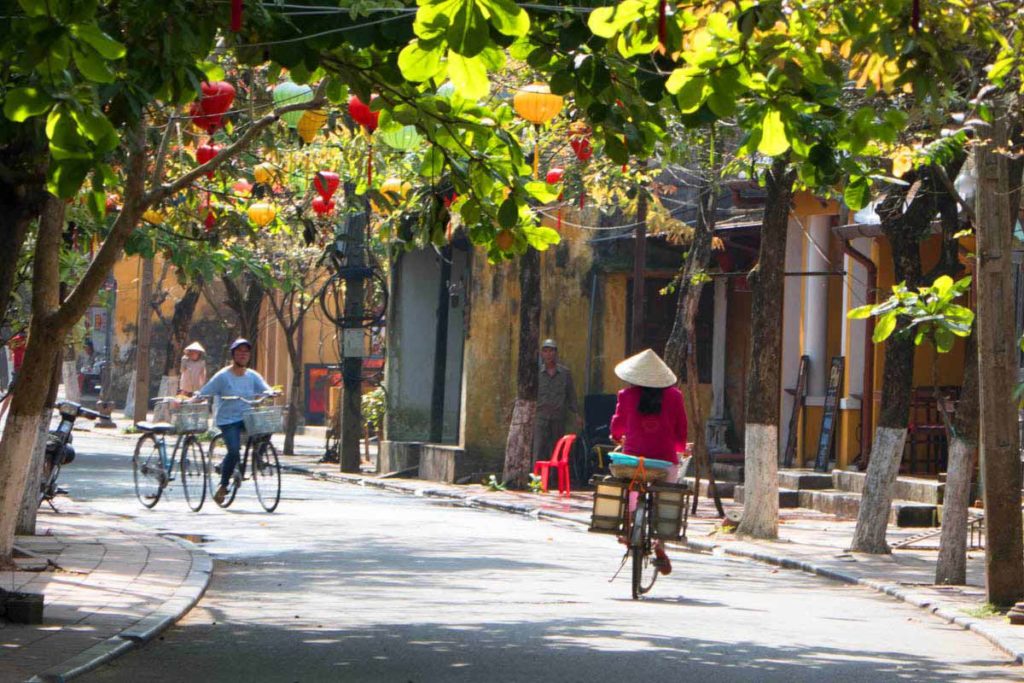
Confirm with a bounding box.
[198,338,271,504]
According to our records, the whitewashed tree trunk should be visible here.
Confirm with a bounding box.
[936,436,974,584]
[61,360,80,403]
[123,367,137,420]
[738,424,779,538]
[503,399,536,487]
[15,415,50,534]
[850,426,907,553]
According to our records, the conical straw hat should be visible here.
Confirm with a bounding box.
[614,349,677,388]
[184,341,206,354]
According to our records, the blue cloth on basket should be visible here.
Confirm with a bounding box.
[608,453,671,469]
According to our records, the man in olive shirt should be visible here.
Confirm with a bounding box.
[534,339,581,463]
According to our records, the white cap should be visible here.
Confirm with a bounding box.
[614,349,677,388]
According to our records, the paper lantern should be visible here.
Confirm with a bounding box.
[313,171,339,200]
[204,211,217,231]
[312,196,335,216]
[545,168,564,185]
[142,209,164,224]
[273,82,314,128]
[200,81,235,117]
[347,94,379,132]
[189,101,222,135]
[380,177,410,201]
[253,163,277,185]
[297,109,328,143]
[247,202,277,227]
[379,124,421,151]
[513,83,563,125]
[195,144,221,178]
[232,179,252,198]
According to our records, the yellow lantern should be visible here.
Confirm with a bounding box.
[297,110,328,144]
[513,83,563,177]
[247,202,277,227]
[254,162,278,185]
[373,177,411,213]
[142,208,164,224]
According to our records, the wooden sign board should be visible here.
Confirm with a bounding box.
[814,356,845,473]
[782,355,809,468]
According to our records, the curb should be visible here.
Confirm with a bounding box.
[27,535,213,683]
[286,462,1024,665]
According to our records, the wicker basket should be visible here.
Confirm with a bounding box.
[609,464,669,482]
[243,406,283,436]
[173,404,209,434]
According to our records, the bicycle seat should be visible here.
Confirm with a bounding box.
[137,421,174,434]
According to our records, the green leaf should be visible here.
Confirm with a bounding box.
[447,2,488,57]
[69,106,117,149]
[934,326,955,353]
[522,225,561,250]
[71,24,126,59]
[3,87,53,122]
[757,108,789,156]
[419,147,445,177]
[604,134,629,165]
[447,52,489,99]
[498,197,518,228]
[873,311,897,343]
[847,304,875,320]
[399,41,443,82]
[588,0,643,38]
[932,275,954,296]
[73,44,116,83]
[47,159,91,198]
[17,0,49,17]
[478,0,529,37]
[525,180,559,203]
[844,176,870,211]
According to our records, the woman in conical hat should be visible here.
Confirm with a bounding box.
[609,348,687,576]
[179,341,207,396]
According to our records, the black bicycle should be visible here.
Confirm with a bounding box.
[132,398,209,511]
[206,394,282,512]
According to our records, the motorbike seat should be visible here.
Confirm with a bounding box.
[137,421,175,434]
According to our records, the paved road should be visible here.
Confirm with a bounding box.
[57,431,1016,682]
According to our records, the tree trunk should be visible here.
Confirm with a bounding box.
[936,332,979,584]
[16,349,62,533]
[222,273,265,356]
[284,335,302,456]
[161,281,202,376]
[663,167,724,517]
[736,159,795,540]
[132,257,154,423]
[0,157,46,331]
[503,248,541,488]
[340,205,367,474]
[974,113,1024,605]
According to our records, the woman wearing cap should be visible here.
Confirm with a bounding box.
[609,348,687,575]
[179,342,207,397]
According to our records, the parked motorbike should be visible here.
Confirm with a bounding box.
[40,401,107,505]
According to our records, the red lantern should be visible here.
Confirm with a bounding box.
[347,94,379,133]
[204,211,216,231]
[230,0,243,32]
[313,171,340,200]
[195,144,221,178]
[189,101,222,135]
[570,137,592,162]
[201,81,236,117]
[545,167,564,185]
[312,196,335,216]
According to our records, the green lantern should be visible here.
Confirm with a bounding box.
[379,124,422,151]
[273,81,314,128]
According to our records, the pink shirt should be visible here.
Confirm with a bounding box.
[610,386,688,465]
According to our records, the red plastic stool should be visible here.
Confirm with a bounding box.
[533,434,576,496]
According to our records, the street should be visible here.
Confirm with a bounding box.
[51,431,1016,682]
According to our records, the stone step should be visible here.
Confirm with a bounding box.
[797,488,938,527]
[733,485,800,508]
[833,470,945,505]
[710,462,744,483]
[681,477,736,499]
[777,469,834,491]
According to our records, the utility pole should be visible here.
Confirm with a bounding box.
[975,113,1024,607]
[630,169,649,354]
[429,246,453,443]
[339,196,367,474]
[132,257,154,424]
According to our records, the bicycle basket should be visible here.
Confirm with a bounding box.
[173,404,210,433]
[243,406,283,436]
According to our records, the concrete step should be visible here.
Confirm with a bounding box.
[681,477,736,499]
[710,462,744,483]
[797,488,938,527]
[733,485,800,508]
[777,469,833,491]
[833,470,944,505]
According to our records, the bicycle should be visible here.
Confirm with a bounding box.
[205,394,283,512]
[132,398,209,511]
[590,458,690,600]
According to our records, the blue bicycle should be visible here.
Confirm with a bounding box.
[133,399,209,511]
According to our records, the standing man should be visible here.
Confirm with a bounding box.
[534,339,581,462]
[198,338,272,504]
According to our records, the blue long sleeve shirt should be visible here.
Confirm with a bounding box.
[198,367,271,426]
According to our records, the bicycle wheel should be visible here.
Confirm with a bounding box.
[38,454,61,504]
[179,436,207,512]
[322,426,339,463]
[630,505,647,600]
[252,440,282,512]
[133,433,166,508]
[207,434,240,508]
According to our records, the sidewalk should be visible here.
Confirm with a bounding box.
[2,500,211,683]
[279,450,1024,665]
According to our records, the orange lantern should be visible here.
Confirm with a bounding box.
[254,163,278,185]
[142,209,164,224]
[513,83,563,178]
[247,202,277,227]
